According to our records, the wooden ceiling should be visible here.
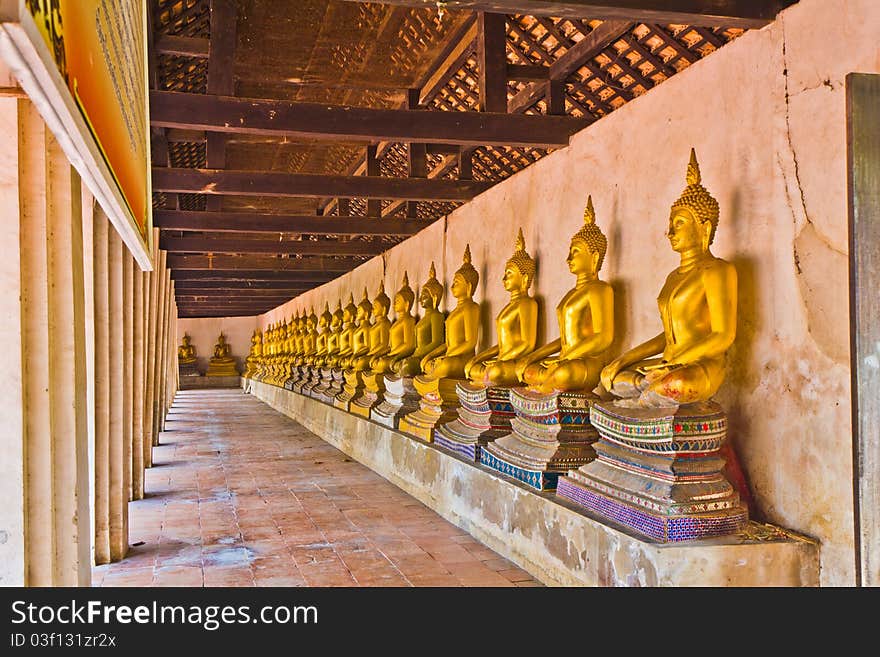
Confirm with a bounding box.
[148,0,794,318]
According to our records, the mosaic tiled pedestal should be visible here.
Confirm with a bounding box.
[294,365,321,397]
[398,376,463,442]
[371,375,420,429]
[480,389,598,491]
[350,371,386,418]
[179,362,200,378]
[333,370,365,412]
[323,369,346,405]
[435,384,514,461]
[282,362,301,390]
[310,368,336,402]
[556,400,749,542]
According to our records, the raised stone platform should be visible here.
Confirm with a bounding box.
[181,374,240,390]
[247,379,820,587]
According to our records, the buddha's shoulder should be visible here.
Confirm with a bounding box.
[699,256,736,276]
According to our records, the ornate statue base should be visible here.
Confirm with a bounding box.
[434,384,514,461]
[555,400,748,542]
[371,375,420,429]
[179,362,200,378]
[334,370,365,412]
[292,365,316,394]
[299,366,323,396]
[282,362,300,390]
[322,369,346,405]
[310,368,336,402]
[480,388,598,491]
[350,371,385,418]
[398,376,463,442]
[206,360,238,377]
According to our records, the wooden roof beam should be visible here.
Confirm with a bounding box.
[171,270,339,282]
[149,91,589,147]
[154,210,430,235]
[152,167,492,201]
[160,235,392,257]
[167,254,362,272]
[334,1,786,28]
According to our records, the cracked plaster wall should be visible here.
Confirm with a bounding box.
[260,0,877,586]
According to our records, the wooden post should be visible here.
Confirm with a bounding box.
[847,72,880,587]
[477,12,508,113]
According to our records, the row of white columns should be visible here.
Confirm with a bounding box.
[0,98,178,585]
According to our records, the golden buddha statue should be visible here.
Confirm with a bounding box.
[517,197,615,393]
[206,332,238,377]
[600,149,736,407]
[352,283,393,415]
[420,245,480,379]
[334,294,358,371]
[178,333,197,363]
[244,330,262,378]
[465,229,538,387]
[323,301,344,369]
[302,308,319,364]
[364,283,392,371]
[400,246,481,442]
[345,289,373,371]
[313,303,333,368]
[371,272,417,375]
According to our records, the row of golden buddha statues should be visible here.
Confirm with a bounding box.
[243,150,748,542]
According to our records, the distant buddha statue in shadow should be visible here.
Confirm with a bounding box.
[207,332,238,376]
[600,149,737,408]
[517,197,614,393]
[178,333,198,376]
[178,333,197,365]
[465,229,538,387]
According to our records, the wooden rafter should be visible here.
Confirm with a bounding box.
[334,1,785,28]
[167,254,364,271]
[154,210,429,235]
[152,167,493,201]
[149,91,589,147]
[160,235,394,257]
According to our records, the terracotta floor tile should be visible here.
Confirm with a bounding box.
[93,389,541,588]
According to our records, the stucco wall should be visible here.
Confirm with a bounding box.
[177,316,258,375]
[258,0,878,585]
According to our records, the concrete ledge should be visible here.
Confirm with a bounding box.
[247,380,820,587]
[181,374,241,390]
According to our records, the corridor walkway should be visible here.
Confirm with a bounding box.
[93,388,542,587]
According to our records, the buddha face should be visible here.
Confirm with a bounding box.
[372,298,388,319]
[394,293,409,315]
[451,272,471,300]
[502,264,529,294]
[567,239,599,276]
[667,208,707,253]
[418,287,434,310]
[356,305,368,323]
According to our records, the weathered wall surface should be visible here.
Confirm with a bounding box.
[177,316,258,374]
[258,0,878,585]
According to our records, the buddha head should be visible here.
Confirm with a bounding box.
[217,333,227,346]
[182,333,191,346]
[668,148,719,254]
[319,302,332,331]
[356,288,372,324]
[343,293,357,325]
[330,300,343,332]
[503,228,536,295]
[372,282,391,320]
[419,262,443,311]
[451,244,479,301]
[568,195,608,278]
[307,308,318,331]
[394,271,415,316]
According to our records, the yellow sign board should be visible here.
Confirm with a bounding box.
[25,0,150,242]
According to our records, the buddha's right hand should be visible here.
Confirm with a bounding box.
[600,359,623,393]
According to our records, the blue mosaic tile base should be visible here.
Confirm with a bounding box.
[434,433,479,461]
[480,450,559,491]
[556,477,747,542]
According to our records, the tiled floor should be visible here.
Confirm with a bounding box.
[93,388,543,587]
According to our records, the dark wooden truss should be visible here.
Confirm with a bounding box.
[150,0,792,316]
